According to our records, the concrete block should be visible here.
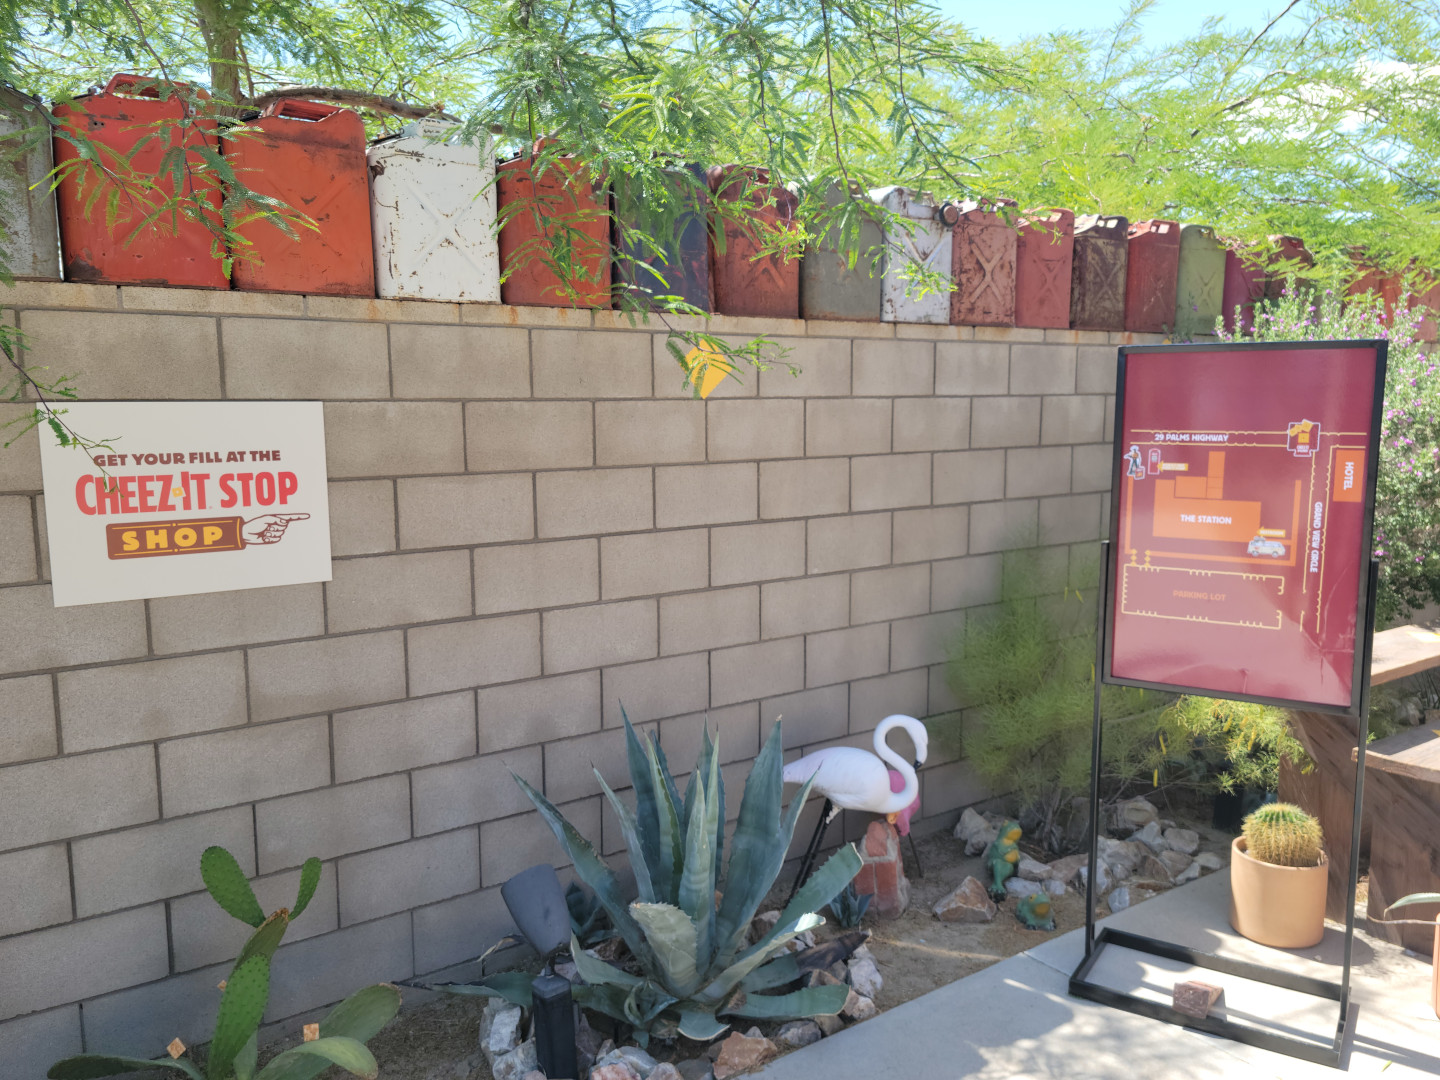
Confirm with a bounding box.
[760,573,850,640]
[325,550,472,633]
[920,758,994,819]
[1077,344,1118,393]
[20,309,220,399]
[160,715,330,817]
[391,324,529,398]
[256,774,412,873]
[929,665,962,714]
[481,796,601,886]
[412,886,515,975]
[660,585,758,655]
[807,512,891,574]
[0,746,156,852]
[222,318,389,399]
[852,564,930,624]
[659,702,760,770]
[396,473,534,548]
[543,599,657,673]
[711,638,804,707]
[544,723,657,805]
[0,404,42,492]
[930,553,1003,611]
[852,453,931,511]
[537,467,652,537]
[765,684,849,749]
[150,582,324,654]
[1009,344,1076,395]
[477,671,600,755]
[1071,443,1113,493]
[171,862,338,971]
[1006,446,1073,499]
[712,520,806,586]
[1070,543,1103,590]
[892,506,968,564]
[33,494,48,581]
[805,398,892,457]
[412,745,543,835]
[757,338,851,397]
[328,480,397,556]
[120,284,302,316]
[0,1005,81,1080]
[1105,395,1115,442]
[77,961,228,1060]
[0,494,36,582]
[932,449,1006,505]
[265,913,413,1022]
[304,294,460,323]
[0,845,71,938]
[474,538,598,614]
[970,396,1042,449]
[334,692,477,783]
[532,330,651,397]
[7,279,117,308]
[596,401,705,465]
[852,339,933,396]
[601,653,709,728]
[1002,546,1070,598]
[248,631,406,722]
[0,585,146,675]
[650,332,756,400]
[893,398,970,453]
[325,402,465,478]
[849,668,929,733]
[806,623,889,688]
[890,611,965,671]
[807,318,894,340]
[0,904,167,1021]
[408,614,542,695]
[759,458,848,520]
[72,806,254,917]
[0,673,57,765]
[1039,493,1103,544]
[655,463,756,527]
[601,528,708,599]
[58,652,247,752]
[463,302,591,329]
[707,400,804,461]
[935,342,1008,395]
[465,401,593,471]
[969,498,1038,553]
[338,829,479,925]
[1041,395,1106,445]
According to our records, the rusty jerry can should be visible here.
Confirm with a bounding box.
[1173,224,1225,339]
[498,142,610,308]
[1014,208,1074,329]
[707,165,800,319]
[613,163,711,313]
[1221,245,1266,332]
[1264,235,1313,302]
[368,120,498,303]
[1069,214,1128,331]
[0,86,60,279]
[801,181,882,322]
[1123,219,1180,334]
[871,186,957,324]
[52,74,227,287]
[951,198,1017,326]
[230,100,374,296]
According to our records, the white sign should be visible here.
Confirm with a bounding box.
[39,402,331,607]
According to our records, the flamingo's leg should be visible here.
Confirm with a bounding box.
[785,797,835,907]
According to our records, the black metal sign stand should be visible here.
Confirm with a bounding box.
[1070,540,1380,1068]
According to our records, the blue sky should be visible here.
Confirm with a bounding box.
[930,0,1298,45]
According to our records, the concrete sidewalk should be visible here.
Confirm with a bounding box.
[755,872,1440,1078]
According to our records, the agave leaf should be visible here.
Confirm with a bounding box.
[694,914,823,1007]
[630,903,701,996]
[573,981,636,1023]
[714,722,787,956]
[47,1055,203,1080]
[739,954,800,992]
[677,774,714,951]
[594,768,656,903]
[652,738,684,818]
[320,984,402,1041]
[1385,892,1440,913]
[675,1008,730,1042]
[411,974,532,1008]
[252,1038,378,1080]
[623,981,678,1029]
[709,728,726,889]
[208,955,269,1080]
[647,739,684,905]
[233,1033,258,1080]
[569,931,643,989]
[291,858,323,920]
[200,847,265,928]
[622,707,665,897]
[722,982,849,1020]
[769,844,864,941]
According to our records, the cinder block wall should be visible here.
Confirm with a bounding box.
[0,281,1147,1074]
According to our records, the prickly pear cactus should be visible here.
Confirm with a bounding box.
[1242,802,1323,867]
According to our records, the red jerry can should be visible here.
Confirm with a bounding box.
[497,142,610,308]
[52,74,227,287]
[1413,279,1440,343]
[1123,219,1180,334]
[229,100,374,296]
[1069,214,1128,331]
[951,198,1016,326]
[1346,261,1402,318]
[1221,245,1265,332]
[707,165,801,319]
[1014,208,1074,329]
[1263,235,1314,302]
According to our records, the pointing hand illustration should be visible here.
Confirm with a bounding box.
[241,513,310,546]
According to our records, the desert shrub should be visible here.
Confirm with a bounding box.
[1132,696,1302,796]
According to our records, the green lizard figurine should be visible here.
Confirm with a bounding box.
[1016,891,1056,931]
[983,820,1024,900]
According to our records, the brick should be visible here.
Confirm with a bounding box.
[222,318,388,398]
[532,330,651,397]
[758,338,851,396]
[0,747,156,851]
[849,669,929,732]
[759,573,850,640]
[0,674,57,765]
[338,829,479,925]
[891,611,964,670]
[160,717,329,818]
[808,513,891,574]
[1009,344,1076,394]
[1041,395,1106,445]
[0,404,42,492]
[328,480,396,556]
[601,653,709,728]
[711,638,804,707]
[852,339,933,396]
[921,759,993,819]
[1006,446,1072,498]
[932,449,1006,505]
[659,703,760,770]
[413,886,515,975]
[0,1005,81,1080]
[121,284,302,316]
[475,538,598,614]
[935,341,1008,395]
[544,724,658,804]
[707,400,803,461]
[481,796,601,885]
[655,462,756,528]
[970,396,1041,448]
[931,553,1003,610]
[711,520,806,586]
[807,624,889,688]
[852,564,930,624]
[58,652,246,753]
[326,550,471,633]
[255,774,411,874]
[0,845,71,938]
[0,584,146,675]
[969,498,1038,553]
[391,324,530,398]
[72,806,253,917]
[20,309,220,399]
[1077,344,1118,393]
[806,398,892,457]
[1039,493,1103,544]
[325,402,464,477]
[602,529,708,599]
[396,473,535,548]
[334,692,477,783]
[171,863,338,971]
[409,614,542,695]
[892,398,970,453]
[596,401,705,465]
[537,467,652,537]
[544,599,657,672]
[477,671,600,754]
[852,454,931,511]
[0,494,36,582]
[465,401,593,471]
[765,684,849,750]
[150,582,323,653]
[0,905,167,1022]
[1072,443,1113,493]
[249,631,406,722]
[661,586,758,655]
[266,913,413,1022]
[759,458,848,520]
[413,745,543,834]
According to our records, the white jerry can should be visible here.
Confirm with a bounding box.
[871,186,957,324]
[368,120,499,302]
[0,86,61,279]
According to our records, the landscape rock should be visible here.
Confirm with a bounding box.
[1158,850,1194,879]
[1163,827,1200,855]
[775,1020,823,1048]
[815,1013,845,1036]
[712,1031,778,1080]
[749,910,780,945]
[955,808,999,855]
[521,1071,545,1080]
[847,956,883,999]
[851,942,874,962]
[1005,877,1046,899]
[842,990,879,1021]
[1107,886,1131,912]
[1047,854,1088,884]
[591,1065,642,1080]
[1078,861,1113,895]
[1194,852,1224,871]
[1115,797,1160,831]
[826,961,848,983]
[595,1046,658,1077]
[649,1065,685,1080]
[554,959,580,983]
[1132,821,1168,853]
[1017,856,1052,881]
[1097,837,1141,877]
[676,1060,714,1080]
[1042,878,1068,897]
[1172,860,1203,885]
[933,876,997,923]
[492,1040,538,1080]
[482,1005,524,1066]
[806,968,842,989]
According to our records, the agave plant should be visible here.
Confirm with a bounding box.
[515,712,862,1043]
[826,881,872,929]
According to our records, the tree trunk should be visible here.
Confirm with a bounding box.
[192,0,245,104]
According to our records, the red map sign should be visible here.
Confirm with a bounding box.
[1107,343,1384,711]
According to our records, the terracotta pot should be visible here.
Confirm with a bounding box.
[1228,836,1327,949]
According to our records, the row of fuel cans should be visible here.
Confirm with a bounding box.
[0,76,1395,336]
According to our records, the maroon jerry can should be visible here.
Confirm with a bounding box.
[1014,208,1074,329]
[1123,219,1180,333]
[1263,235,1314,302]
[1069,214,1128,331]
[951,198,1016,326]
[706,165,801,319]
[1221,245,1266,332]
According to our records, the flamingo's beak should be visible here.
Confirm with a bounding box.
[913,759,922,771]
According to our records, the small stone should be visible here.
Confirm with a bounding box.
[749,909,780,945]
[1163,827,1200,855]
[1158,850,1193,878]
[712,1031,778,1080]
[597,1039,616,1060]
[775,1020,823,1048]
[522,1072,545,1080]
[676,1060,714,1080]
[591,1065,643,1080]
[1047,854,1088,884]
[1097,836,1140,876]
[492,1040,538,1080]
[1078,861,1113,895]
[851,942,874,962]
[554,959,580,983]
[1139,854,1172,882]
[1005,877,1045,899]
[934,876,997,923]
[1194,852,1224,871]
[1172,860,1203,885]
[955,807,1000,855]
[806,968,842,988]
[847,956,883,999]
[1017,856,1052,881]
[842,990,879,1021]
[826,961,848,983]
[815,1013,845,1036]
[650,1066,685,1080]
[1132,821,1168,853]
[1173,980,1224,1019]
[595,1046,658,1077]
[1115,797,1159,831]
[1043,877,1068,897]
[483,1004,524,1066]
[1107,886,1131,912]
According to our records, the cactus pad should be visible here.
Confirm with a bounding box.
[1242,802,1323,867]
[291,858,322,920]
[208,955,270,1080]
[201,847,265,929]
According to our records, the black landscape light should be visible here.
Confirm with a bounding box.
[501,864,580,1080]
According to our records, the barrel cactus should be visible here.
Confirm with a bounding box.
[1242,802,1324,867]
